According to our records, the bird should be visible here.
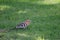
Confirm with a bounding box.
[16,19,31,29]
[0,20,31,32]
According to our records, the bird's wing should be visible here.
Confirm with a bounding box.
[16,22,27,28]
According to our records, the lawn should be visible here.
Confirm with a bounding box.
[0,0,60,40]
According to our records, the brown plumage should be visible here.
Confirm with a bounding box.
[16,20,31,29]
[0,20,31,32]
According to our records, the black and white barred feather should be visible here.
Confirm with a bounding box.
[16,22,27,28]
[16,20,31,29]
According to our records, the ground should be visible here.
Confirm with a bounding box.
[0,0,60,40]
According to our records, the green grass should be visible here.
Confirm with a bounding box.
[0,0,60,40]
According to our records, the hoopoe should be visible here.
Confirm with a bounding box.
[16,20,31,29]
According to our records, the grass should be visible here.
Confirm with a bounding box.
[0,0,60,40]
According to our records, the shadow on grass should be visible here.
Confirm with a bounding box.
[0,2,60,40]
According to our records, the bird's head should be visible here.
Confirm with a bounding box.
[25,19,31,25]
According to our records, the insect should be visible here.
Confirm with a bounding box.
[16,19,31,29]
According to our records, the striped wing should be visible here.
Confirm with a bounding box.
[16,23,27,28]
